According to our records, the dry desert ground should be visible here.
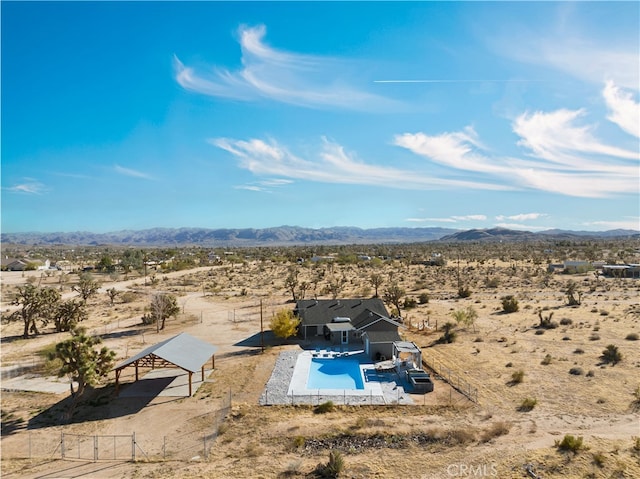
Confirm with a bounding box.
[1,244,639,478]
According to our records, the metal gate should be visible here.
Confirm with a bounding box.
[60,433,141,461]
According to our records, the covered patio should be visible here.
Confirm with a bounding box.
[113,332,218,397]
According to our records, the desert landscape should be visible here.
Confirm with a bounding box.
[1,239,639,478]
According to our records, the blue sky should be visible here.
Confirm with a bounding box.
[2,1,639,234]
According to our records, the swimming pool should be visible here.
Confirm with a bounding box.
[306,357,365,390]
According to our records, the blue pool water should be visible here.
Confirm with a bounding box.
[306,357,365,390]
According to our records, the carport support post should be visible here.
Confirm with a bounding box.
[201,365,205,382]
[188,371,193,396]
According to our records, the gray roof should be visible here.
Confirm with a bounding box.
[325,322,356,332]
[295,298,389,327]
[113,332,218,373]
[394,341,421,354]
[362,330,402,343]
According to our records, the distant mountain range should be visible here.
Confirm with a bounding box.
[1,226,638,247]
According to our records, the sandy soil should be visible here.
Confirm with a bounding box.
[1,257,639,478]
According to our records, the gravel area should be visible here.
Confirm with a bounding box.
[259,351,413,406]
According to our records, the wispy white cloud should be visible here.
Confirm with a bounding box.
[175,24,398,111]
[496,213,546,221]
[452,215,487,221]
[603,80,640,138]
[495,222,547,231]
[406,215,486,224]
[490,12,639,91]
[235,178,292,193]
[114,164,154,180]
[396,82,639,198]
[212,136,510,192]
[406,217,457,223]
[513,107,639,167]
[4,179,46,195]
[582,219,640,231]
[235,185,271,193]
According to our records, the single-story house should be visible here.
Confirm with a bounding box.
[601,264,640,278]
[294,298,405,360]
[2,258,29,271]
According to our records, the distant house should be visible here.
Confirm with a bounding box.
[602,264,640,278]
[562,261,592,274]
[2,258,29,271]
[294,298,406,360]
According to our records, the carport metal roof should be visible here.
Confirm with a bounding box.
[113,332,218,396]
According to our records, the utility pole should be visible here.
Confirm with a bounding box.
[260,299,264,353]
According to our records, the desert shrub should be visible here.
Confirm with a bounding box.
[560,317,573,325]
[505,362,513,368]
[555,434,585,454]
[458,286,472,298]
[573,348,584,354]
[485,277,500,288]
[592,452,606,468]
[625,333,639,341]
[510,370,525,385]
[418,292,430,304]
[600,310,609,316]
[518,397,537,412]
[474,336,484,342]
[120,291,139,303]
[633,436,640,452]
[632,386,640,412]
[314,401,335,414]
[569,367,583,376]
[292,435,305,449]
[403,296,417,309]
[501,295,519,313]
[541,354,552,365]
[600,344,622,365]
[586,370,595,377]
[480,421,511,442]
[589,333,601,341]
[284,459,303,475]
[535,330,544,335]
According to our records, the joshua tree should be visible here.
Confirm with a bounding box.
[565,281,581,306]
[383,283,406,318]
[6,284,60,338]
[51,327,115,418]
[369,273,384,298]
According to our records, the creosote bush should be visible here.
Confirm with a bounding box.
[518,397,537,412]
[314,401,335,414]
[600,344,622,365]
[501,295,519,313]
[509,370,525,385]
[625,333,639,341]
[555,434,585,454]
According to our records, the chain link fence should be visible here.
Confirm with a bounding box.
[422,355,478,403]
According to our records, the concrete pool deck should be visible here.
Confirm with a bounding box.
[260,350,414,406]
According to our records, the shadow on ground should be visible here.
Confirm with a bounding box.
[26,383,180,430]
[233,330,296,348]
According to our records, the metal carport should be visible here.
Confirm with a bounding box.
[113,332,218,397]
